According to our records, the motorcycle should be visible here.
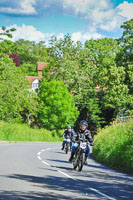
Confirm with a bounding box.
[64,138,71,154]
[72,140,87,171]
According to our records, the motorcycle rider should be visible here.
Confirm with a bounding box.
[61,125,75,150]
[69,120,94,164]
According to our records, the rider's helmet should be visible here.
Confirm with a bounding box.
[80,120,88,128]
[67,125,71,129]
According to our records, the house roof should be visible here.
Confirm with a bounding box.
[26,76,42,82]
[37,62,48,71]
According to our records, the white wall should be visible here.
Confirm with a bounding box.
[32,79,39,90]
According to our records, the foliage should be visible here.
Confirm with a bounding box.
[20,63,39,76]
[9,53,21,66]
[0,38,49,75]
[118,19,133,64]
[117,19,133,94]
[44,35,130,129]
[14,39,49,75]
[0,120,61,142]
[39,79,79,130]
[0,40,16,54]
[0,53,38,123]
[0,20,132,131]
[0,26,16,40]
[15,39,48,64]
[92,119,133,174]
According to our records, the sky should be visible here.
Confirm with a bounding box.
[0,0,133,45]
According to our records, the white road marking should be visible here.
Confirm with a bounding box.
[58,170,77,181]
[89,187,117,200]
[37,152,41,156]
[37,156,41,160]
[42,160,50,166]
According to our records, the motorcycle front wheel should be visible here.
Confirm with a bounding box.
[72,155,78,170]
[65,143,69,154]
[78,152,85,171]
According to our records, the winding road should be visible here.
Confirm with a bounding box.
[0,142,133,200]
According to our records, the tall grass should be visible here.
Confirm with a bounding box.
[0,120,62,142]
[93,119,133,174]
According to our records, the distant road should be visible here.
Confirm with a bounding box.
[0,142,133,200]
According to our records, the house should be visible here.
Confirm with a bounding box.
[26,62,48,91]
[26,76,42,91]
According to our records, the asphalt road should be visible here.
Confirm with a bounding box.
[0,142,133,200]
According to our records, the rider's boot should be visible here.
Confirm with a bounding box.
[69,152,74,162]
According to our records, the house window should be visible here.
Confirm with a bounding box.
[32,83,39,89]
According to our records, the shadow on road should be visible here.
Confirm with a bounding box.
[0,174,98,200]
[47,159,70,164]
[1,173,133,200]
[0,190,81,200]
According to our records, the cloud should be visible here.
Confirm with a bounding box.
[0,24,104,45]
[91,8,124,31]
[71,31,104,43]
[62,0,112,16]
[117,1,133,20]
[0,0,37,15]
[61,0,133,32]
[0,24,54,44]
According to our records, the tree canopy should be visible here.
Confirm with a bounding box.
[0,19,132,130]
[0,53,38,123]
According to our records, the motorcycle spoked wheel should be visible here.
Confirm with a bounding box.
[65,143,69,154]
[77,151,85,172]
[72,153,78,170]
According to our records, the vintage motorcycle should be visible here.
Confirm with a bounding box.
[72,140,87,171]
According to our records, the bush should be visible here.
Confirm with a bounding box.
[0,121,62,142]
[93,119,133,174]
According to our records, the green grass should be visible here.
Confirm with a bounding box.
[0,120,62,142]
[92,119,133,174]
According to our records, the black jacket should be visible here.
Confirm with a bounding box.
[62,129,75,139]
[73,129,93,145]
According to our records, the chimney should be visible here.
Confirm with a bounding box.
[37,62,48,76]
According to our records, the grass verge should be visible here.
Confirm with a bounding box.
[0,120,62,142]
[92,119,133,174]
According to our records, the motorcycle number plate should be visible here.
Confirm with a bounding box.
[80,142,86,149]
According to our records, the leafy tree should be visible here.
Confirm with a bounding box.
[115,19,133,116]
[0,40,16,54]
[0,26,16,41]
[45,35,131,129]
[14,39,49,75]
[20,63,39,76]
[0,53,38,123]
[39,79,79,130]
[117,19,133,94]
[117,19,133,64]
